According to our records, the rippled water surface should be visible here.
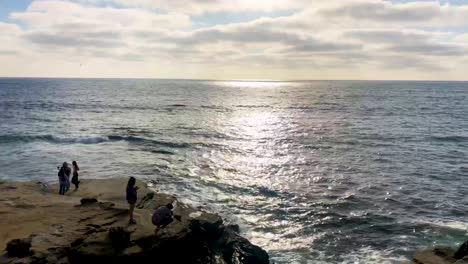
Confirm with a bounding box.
[1,78,467,263]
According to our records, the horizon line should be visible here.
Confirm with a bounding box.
[0,76,467,82]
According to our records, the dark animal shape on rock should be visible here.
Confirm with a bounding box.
[80,198,98,205]
[108,227,130,250]
[6,237,32,258]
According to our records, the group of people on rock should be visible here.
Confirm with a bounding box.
[56,164,174,230]
[127,176,174,229]
[57,161,80,195]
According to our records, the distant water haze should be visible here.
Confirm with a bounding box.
[0,78,467,263]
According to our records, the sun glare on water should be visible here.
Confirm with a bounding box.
[219,81,289,89]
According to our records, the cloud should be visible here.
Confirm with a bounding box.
[77,0,309,14]
[24,31,124,48]
[0,0,467,79]
[378,55,446,71]
[385,43,467,56]
[344,29,467,56]
[0,50,19,56]
[315,0,468,27]
[344,29,434,44]
[11,0,191,29]
[0,22,21,34]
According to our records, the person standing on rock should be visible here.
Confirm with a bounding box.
[64,162,71,193]
[126,177,139,224]
[71,161,80,190]
[57,162,71,195]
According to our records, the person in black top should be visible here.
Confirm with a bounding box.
[126,177,139,224]
[71,161,80,190]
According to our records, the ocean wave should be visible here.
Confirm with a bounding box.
[430,135,468,142]
[235,104,272,109]
[0,134,189,148]
[416,220,468,232]
[107,135,189,148]
[340,247,408,264]
[0,135,110,144]
[69,136,109,144]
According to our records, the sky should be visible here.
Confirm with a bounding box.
[0,0,467,80]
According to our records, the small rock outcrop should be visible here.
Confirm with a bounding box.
[405,242,468,264]
[455,241,468,260]
[6,238,32,258]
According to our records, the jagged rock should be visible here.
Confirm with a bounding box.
[136,192,175,210]
[190,211,224,238]
[221,228,269,264]
[6,238,32,258]
[226,224,240,233]
[454,258,468,264]
[69,232,118,263]
[455,241,468,259]
[80,198,98,205]
[411,247,456,264]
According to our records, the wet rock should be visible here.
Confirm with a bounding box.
[190,211,223,238]
[226,224,240,234]
[80,198,98,205]
[121,245,143,256]
[455,241,468,259]
[412,247,456,264]
[136,192,175,210]
[221,229,269,264]
[6,238,32,258]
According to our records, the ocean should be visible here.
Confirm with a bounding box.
[0,78,467,263]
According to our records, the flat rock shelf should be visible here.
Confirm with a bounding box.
[0,178,269,264]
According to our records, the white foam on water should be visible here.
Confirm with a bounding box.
[247,230,324,252]
[189,211,203,218]
[338,247,408,264]
[416,219,468,232]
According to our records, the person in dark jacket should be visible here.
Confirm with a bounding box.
[126,177,139,224]
[57,162,71,195]
[152,203,174,231]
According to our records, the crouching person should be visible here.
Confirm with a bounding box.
[152,203,174,232]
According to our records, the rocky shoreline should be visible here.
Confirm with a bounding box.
[0,178,269,264]
[403,242,468,264]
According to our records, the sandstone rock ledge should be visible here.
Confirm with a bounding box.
[0,178,269,264]
[403,241,468,264]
